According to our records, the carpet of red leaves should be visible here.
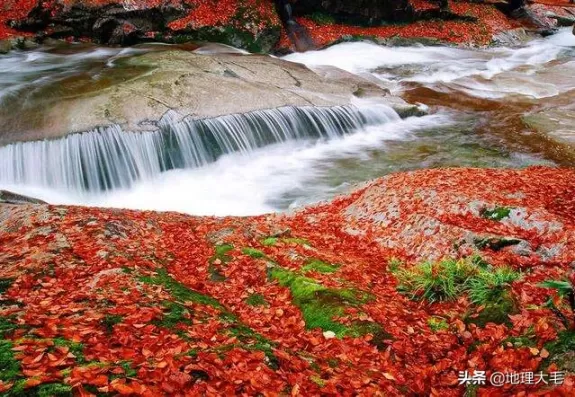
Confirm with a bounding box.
[0,0,565,44]
[280,1,520,48]
[1,167,575,395]
[0,0,280,40]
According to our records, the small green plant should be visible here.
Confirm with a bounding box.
[428,317,449,332]
[539,279,575,329]
[467,267,520,306]
[481,206,512,221]
[394,258,521,326]
[101,314,124,334]
[387,258,404,273]
[394,258,478,302]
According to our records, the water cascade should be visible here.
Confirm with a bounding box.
[0,104,400,193]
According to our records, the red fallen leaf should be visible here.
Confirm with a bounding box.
[88,375,109,387]
[75,385,96,397]
[24,378,43,388]
[110,379,134,395]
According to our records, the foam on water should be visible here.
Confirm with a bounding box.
[285,28,574,99]
[2,113,452,215]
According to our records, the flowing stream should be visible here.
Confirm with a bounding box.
[0,29,574,215]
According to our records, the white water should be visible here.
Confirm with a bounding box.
[1,29,573,215]
[285,28,575,99]
[2,113,453,215]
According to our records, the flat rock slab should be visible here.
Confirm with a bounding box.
[0,46,403,144]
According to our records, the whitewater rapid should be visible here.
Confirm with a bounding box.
[1,29,573,215]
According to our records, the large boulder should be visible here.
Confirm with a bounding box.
[0,45,410,144]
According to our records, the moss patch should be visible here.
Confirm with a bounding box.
[140,268,223,309]
[246,293,268,307]
[0,340,20,383]
[270,267,375,338]
[428,317,449,332]
[481,206,511,221]
[301,259,340,274]
[242,247,267,259]
[0,315,18,338]
[101,314,123,334]
[53,338,86,364]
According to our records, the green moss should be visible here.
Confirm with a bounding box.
[226,323,279,369]
[246,293,268,307]
[270,267,374,338]
[466,294,517,327]
[101,314,123,334]
[0,278,15,294]
[208,244,234,282]
[214,244,234,259]
[153,301,192,329]
[0,315,18,338]
[139,269,223,309]
[481,207,512,221]
[283,238,311,246]
[347,321,391,349]
[503,334,536,348]
[5,382,74,397]
[242,248,267,259]
[428,317,449,332]
[53,338,86,364]
[261,237,278,246]
[301,260,340,274]
[310,375,326,387]
[0,340,20,382]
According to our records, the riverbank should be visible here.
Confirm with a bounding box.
[1,166,574,395]
[1,0,573,53]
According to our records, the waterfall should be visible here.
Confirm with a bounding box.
[0,104,400,192]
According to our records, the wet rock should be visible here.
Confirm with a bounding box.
[0,190,47,205]
[0,40,11,54]
[0,48,399,144]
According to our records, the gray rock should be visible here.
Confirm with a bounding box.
[0,48,401,145]
[0,190,47,205]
